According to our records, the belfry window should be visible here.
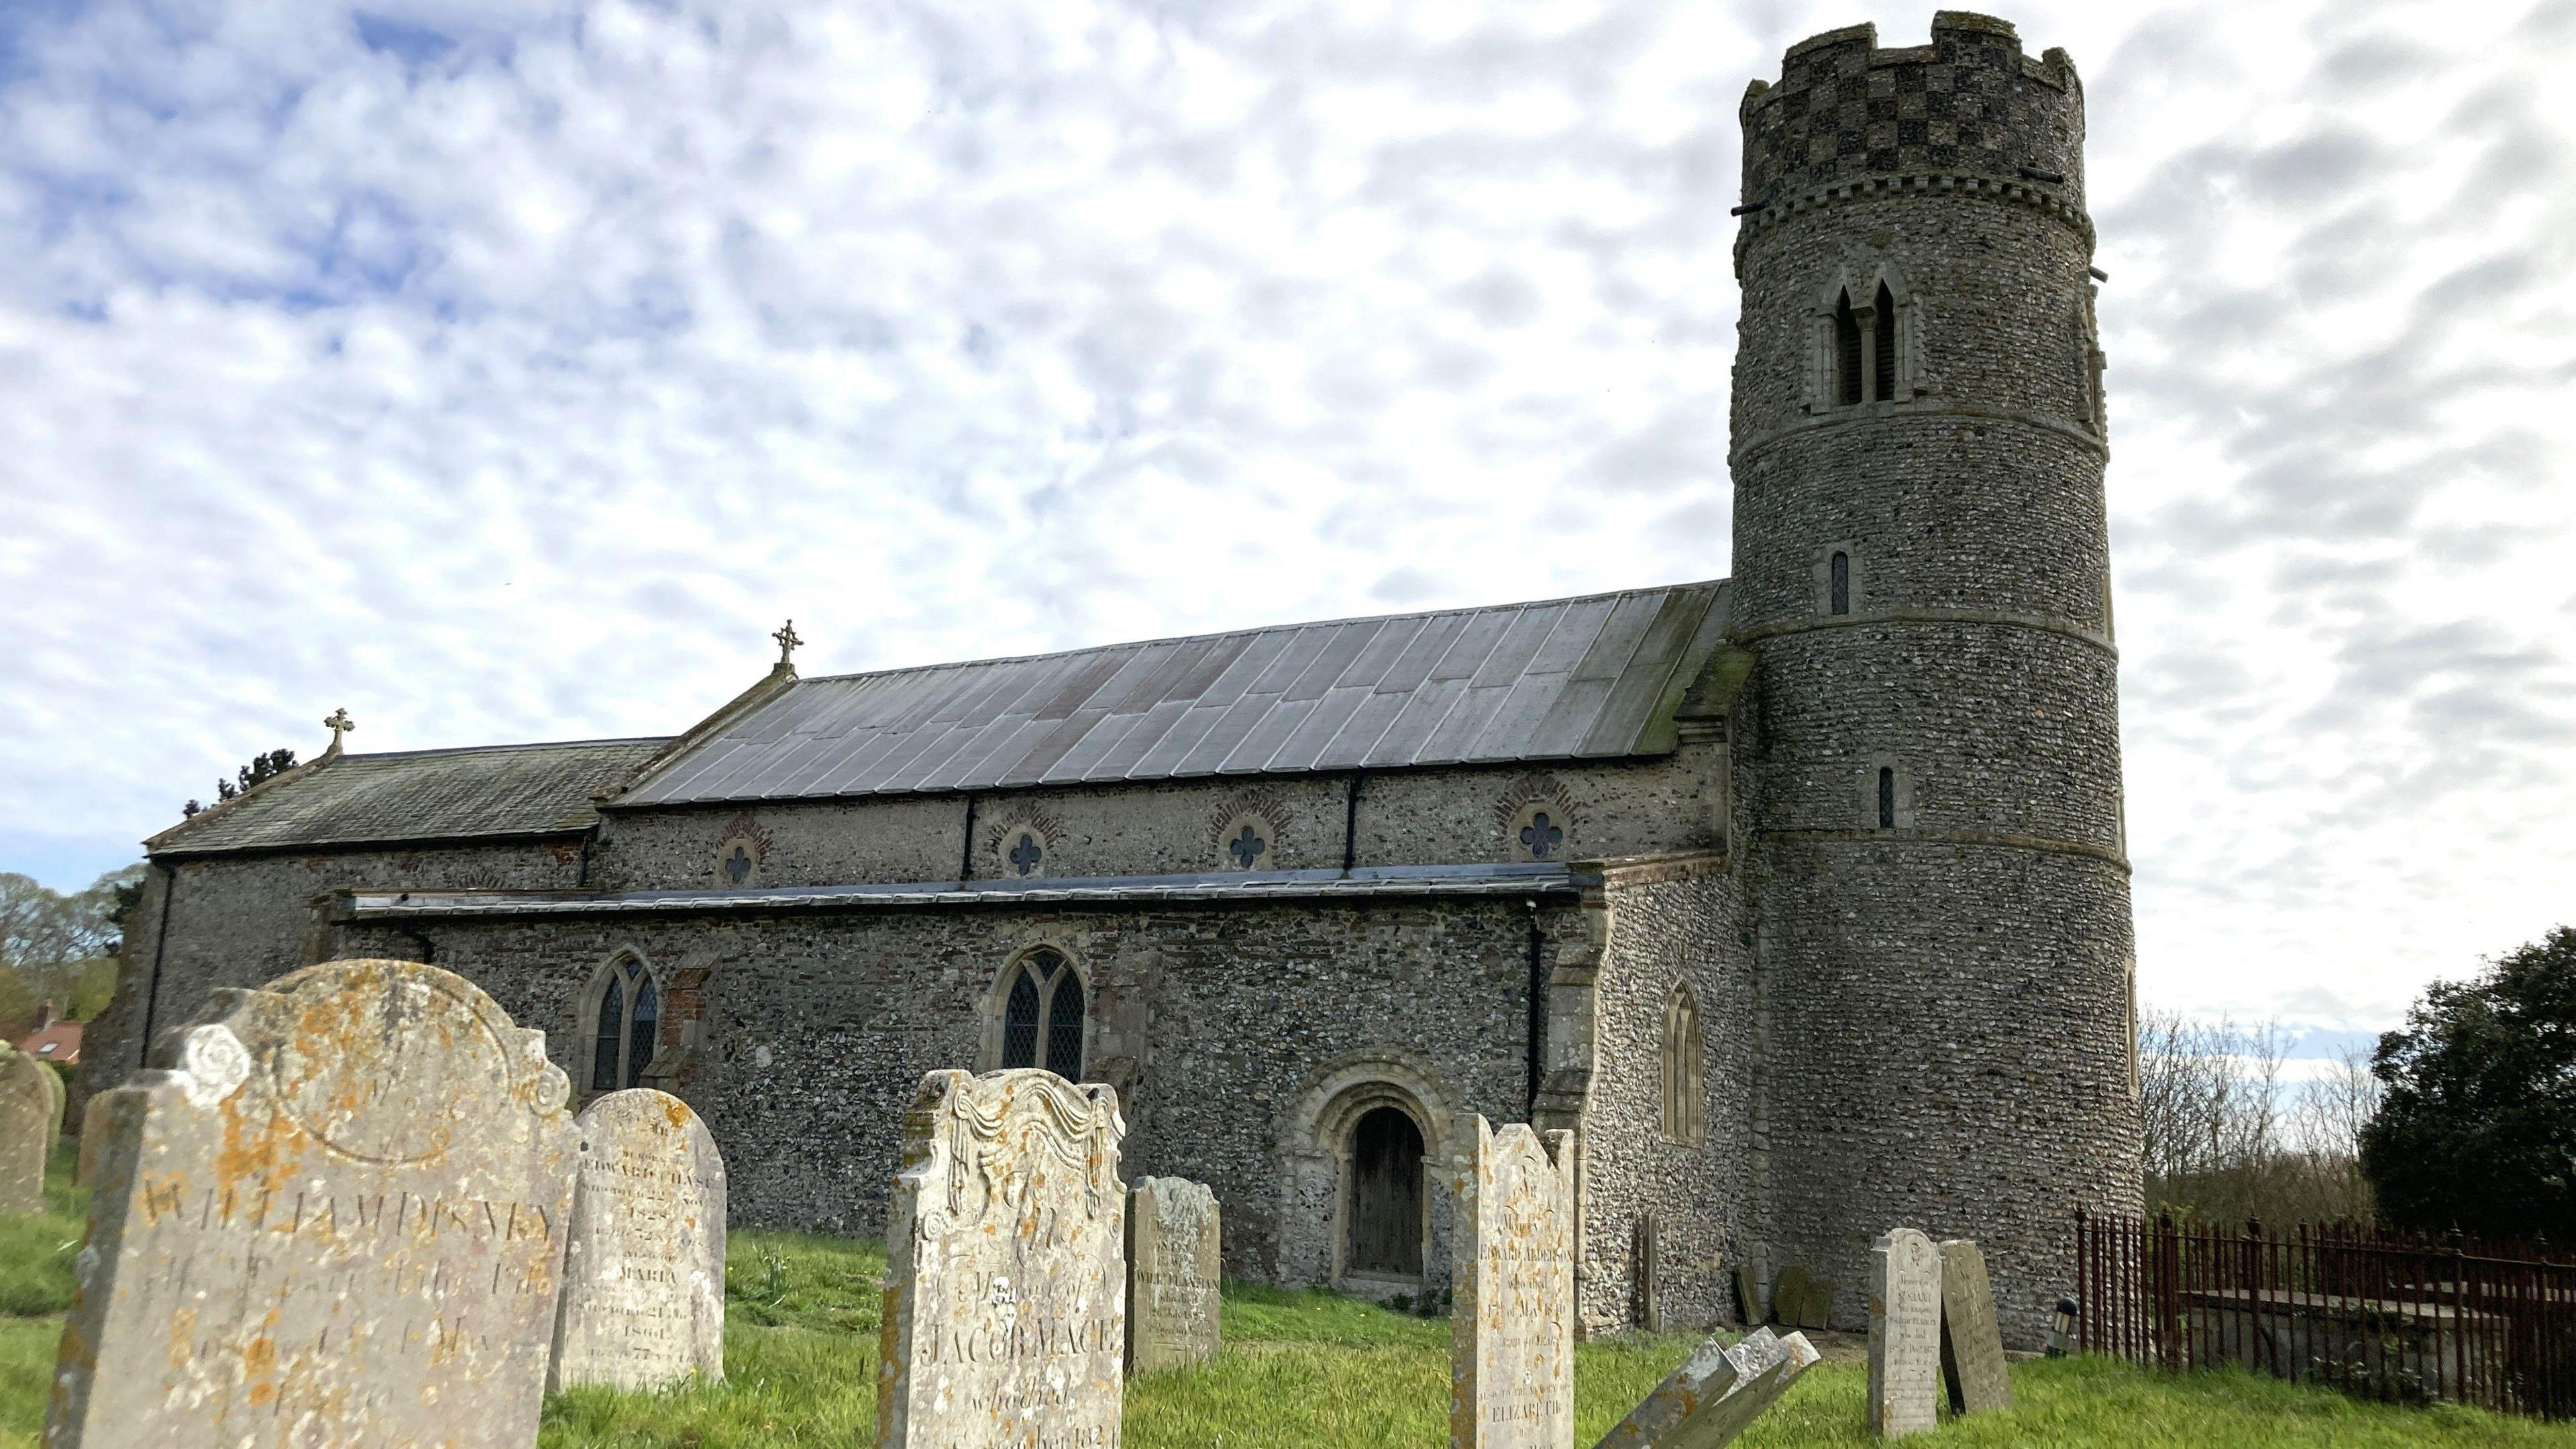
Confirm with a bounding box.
[1830,551,1851,616]
[1000,947,1085,1079]
[1874,283,1898,402]
[588,956,659,1093]
[1835,290,1864,406]
[1878,767,1898,830]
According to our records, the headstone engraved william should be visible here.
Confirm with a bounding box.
[548,1088,727,1391]
[1591,1325,1821,1449]
[876,1068,1127,1449]
[1937,1238,2012,1415]
[1126,1176,1220,1373]
[1867,1228,1945,1440]
[1450,1117,1576,1449]
[43,959,580,1448]
[0,1050,49,1215]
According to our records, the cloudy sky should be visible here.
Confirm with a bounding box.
[2,0,2569,1041]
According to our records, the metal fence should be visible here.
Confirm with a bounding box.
[2074,1212,2576,1419]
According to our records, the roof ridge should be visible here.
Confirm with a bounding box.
[330,736,669,763]
[792,578,1727,686]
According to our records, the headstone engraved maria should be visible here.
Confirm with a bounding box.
[1126,1176,1220,1373]
[44,959,580,1448]
[877,1069,1127,1449]
[1592,1326,1821,1449]
[1868,1228,1945,1439]
[548,1088,727,1391]
[1937,1238,2012,1415]
[1450,1117,1576,1449]
[0,1050,49,1215]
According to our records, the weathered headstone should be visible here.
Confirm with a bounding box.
[1772,1264,1831,1330]
[1868,1227,1945,1439]
[0,1049,50,1214]
[877,1068,1127,1449]
[72,1091,111,1189]
[1938,1238,2012,1415]
[549,1087,728,1392]
[44,959,580,1448]
[1592,1325,1822,1449]
[1736,1243,1772,1325]
[1126,1175,1220,1373]
[1633,1213,1661,1333]
[38,1062,64,1144]
[1450,1116,1576,1449]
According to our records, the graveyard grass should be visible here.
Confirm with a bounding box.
[0,1152,2569,1446]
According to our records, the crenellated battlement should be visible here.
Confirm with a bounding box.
[1739,11,2084,212]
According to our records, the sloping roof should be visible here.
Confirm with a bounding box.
[150,738,668,857]
[16,1020,79,1065]
[620,580,1729,807]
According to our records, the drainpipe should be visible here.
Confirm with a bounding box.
[136,862,178,1071]
[957,794,979,883]
[1341,773,1363,873]
[1525,899,1546,1116]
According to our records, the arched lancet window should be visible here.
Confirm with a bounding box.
[1834,290,1864,406]
[589,957,659,1093]
[1660,986,1705,1146]
[1873,282,1898,402]
[1830,551,1851,616]
[999,947,1085,1079]
[1878,767,1898,830]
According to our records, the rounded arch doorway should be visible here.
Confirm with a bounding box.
[1344,1105,1426,1281]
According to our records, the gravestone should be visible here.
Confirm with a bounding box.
[1592,1325,1821,1449]
[72,1092,112,1188]
[38,1062,64,1144]
[43,959,581,1448]
[1126,1175,1221,1373]
[549,1087,728,1392]
[0,1049,50,1214]
[1633,1213,1660,1333]
[1736,1243,1772,1324]
[1938,1238,2012,1415]
[1867,1228,1945,1439]
[1450,1116,1576,1449]
[877,1068,1128,1449]
[1772,1265,1831,1330]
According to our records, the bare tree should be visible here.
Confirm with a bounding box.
[2140,1010,2381,1226]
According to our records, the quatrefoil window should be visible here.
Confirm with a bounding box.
[715,835,761,887]
[1504,800,1574,863]
[1004,831,1046,877]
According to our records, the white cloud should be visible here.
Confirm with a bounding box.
[1,0,2570,1032]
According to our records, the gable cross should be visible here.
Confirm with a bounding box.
[1520,811,1563,859]
[1228,825,1268,871]
[323,708,356,752]
[1008,833,1043,877]
[773,619,804,667]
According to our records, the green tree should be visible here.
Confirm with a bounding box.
[0,865,145,1025]
[2360,926,2576,1241]
[185,747,298,816]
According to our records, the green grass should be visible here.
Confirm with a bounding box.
[0,1155,2570,1446]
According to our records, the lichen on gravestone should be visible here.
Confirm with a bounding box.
[1937,1238,2011,1415]
[1867,1227,1945,1440]
[0,1050,48,1216]
[1591,1325,1821,1449]
[549,1087,728,1393]
[1451,1116,1576,1449]
[1126,1175,1220,1373]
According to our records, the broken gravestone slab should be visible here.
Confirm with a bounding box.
[1126,1175,1221,1373]
[1939,1238,2012,1415]
[1868,1227,1945,1439]
[877,1068,1128,1449]
[0,1050,49,1215]
[548,1087,727,1392]
[1451,1116,1576,1449]
[43,959,580,1448]
[1591,1325,1822,1449]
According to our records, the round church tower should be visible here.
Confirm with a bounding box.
[1727,13,2141,1342]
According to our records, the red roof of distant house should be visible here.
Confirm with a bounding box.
[16,1020,79,1067]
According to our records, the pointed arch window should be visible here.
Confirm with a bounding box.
[1834,290,1864,406]
[999,948,1085,1079]
[1660,985,1705,1146]
[588,957,659,1093]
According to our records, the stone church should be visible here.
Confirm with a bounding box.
[90,11,2141,1342]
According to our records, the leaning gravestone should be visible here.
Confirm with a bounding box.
[1451,1116,1576,1449]
[1592,1325,1822,1449]
[1126,1175,1220,1373]
[0,1049,50,1214]
[877,1068,1128,1449]
[549,1087,727,1392]
[44,959,580,1448]
[1868,1227,1945,1440]
[1938,1238,2012,1415]
[72,1091,112,1188]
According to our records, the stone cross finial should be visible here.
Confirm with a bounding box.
[323,708,356,752]
[773,620,803,667]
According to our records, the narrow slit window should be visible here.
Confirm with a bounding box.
[1834,290,1863,407]
[1873,283,1898,401]
[1878,767,1897,829]
[1830,551,1851,616]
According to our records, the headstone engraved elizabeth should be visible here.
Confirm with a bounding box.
[1937,1238,2012,1415]
[876,1068,1127,1449]
[0,1049,49,1215]
[1451,1116,1576,1449]
[42,959,580,1448]
[549,1087,727,1391]
[1126,1175,1220,1373]
[1867,1227,1945,1439]
[1591,1325,1821,1449]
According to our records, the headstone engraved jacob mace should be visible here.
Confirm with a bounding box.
[1126,1175,1220,1373]
[876,1068,1128,1449]
[44,958,581,1448]
[1451,1116,1576,1449]
[1867,1227,1945,1439]
[549,1087,727,1391]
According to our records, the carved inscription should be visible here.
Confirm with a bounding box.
[1868,1227,1944,1439]
[44,959,580,1449]
[1126,1177,1220,1373]
[877,1069,1126,1449]
[1452,1118,1575,1449]
[549,1089,727,1392]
